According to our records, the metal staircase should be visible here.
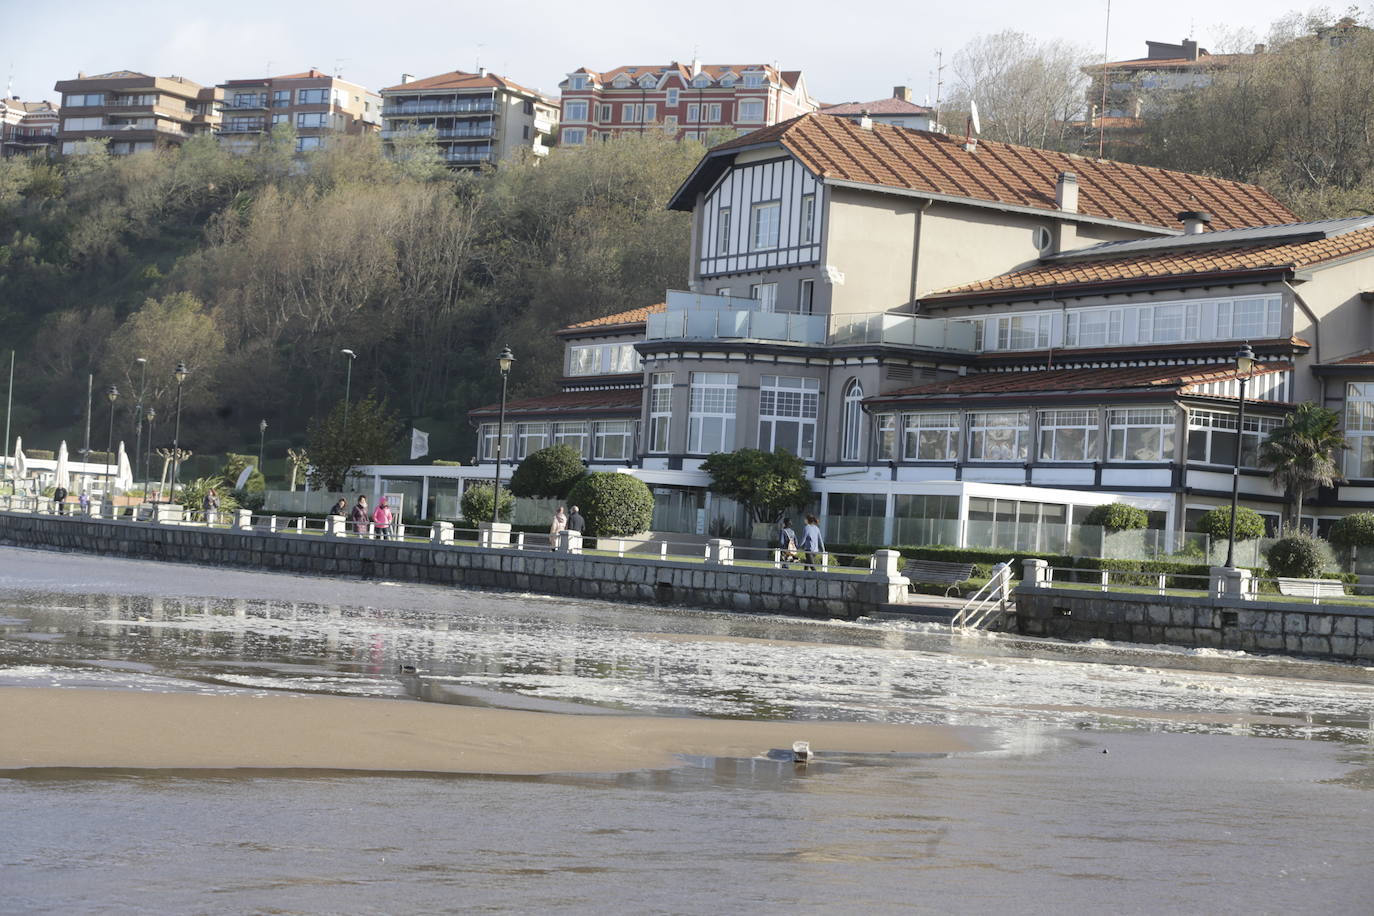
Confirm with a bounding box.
[951,561,1013,630]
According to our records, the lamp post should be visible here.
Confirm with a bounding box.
[1224,344,1257,569]
[171,362,187,498]
[132,357,146,496]
[258,419,267,482]
[340,349,356,433]
[491,346,515,526]
[144,407,156,497]
[105,386,118,499]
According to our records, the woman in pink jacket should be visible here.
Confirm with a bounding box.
[371,496,393,540]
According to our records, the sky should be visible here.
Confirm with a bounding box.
[4,0,1330,106]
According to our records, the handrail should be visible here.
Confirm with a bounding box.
[951,561,1012,629]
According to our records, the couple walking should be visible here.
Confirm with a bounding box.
[778,514,825,571]
[334,494,394,538]
[548,505,585,547]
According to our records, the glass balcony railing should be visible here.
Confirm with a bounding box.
[829,311,977,350]
[383,98,496,116]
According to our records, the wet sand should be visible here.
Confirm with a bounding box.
[0,688,976,774]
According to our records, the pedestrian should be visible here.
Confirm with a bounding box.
[52,484,68,516]
[329,497,348,518]
[800,514,825,571]
[371,496,393,540]
[567,505,585,535]
[549,505,567,548]
[202,487,219,524]
[350,494,369,536]
[777,517,798,569]
[79,490,90,516]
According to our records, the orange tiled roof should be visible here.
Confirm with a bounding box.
[468,387,641,418]
[868,362,1291,403]
[821,98,933,116]
[688,114,1293,230]
[929,226,1374,298]
[560,302,665,332]
[381,70,543,97]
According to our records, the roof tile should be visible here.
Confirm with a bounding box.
[560,302,665,331]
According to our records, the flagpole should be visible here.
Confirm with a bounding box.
[3,350,12,489]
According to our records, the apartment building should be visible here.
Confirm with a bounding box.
[379,69,558,168]
[819,87,935,131]
[0,96,59,157]
[216,69,380,154]
[556,61,816,146]
[52,71,219,155]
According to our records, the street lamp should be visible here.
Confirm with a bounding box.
[144,407,156,497]
[341,349,356,432]
[492,346,515,526]
[171,362,187,498]
[258,419,268,481]
[105,386,118,500]
[133,358,147,497]
[1224,343,1257,568]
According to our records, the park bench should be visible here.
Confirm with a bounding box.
[901,560,976,596]
[1275,577,1346,598]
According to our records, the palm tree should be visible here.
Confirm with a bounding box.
[1259,403,1347,532]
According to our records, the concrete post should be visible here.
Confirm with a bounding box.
[870,549,901,577]
[479,521,512,548]
[268,516,278,533]
[326,515,345,537]
[235,509,252,530]
[1209,566,1254,601]
[558,529,583,554]
[706,538,734,566]
[432,520,454,546]
[1023,558,1051,588]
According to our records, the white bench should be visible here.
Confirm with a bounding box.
[1276,578,1346,598]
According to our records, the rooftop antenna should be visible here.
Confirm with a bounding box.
[334,57,348,78]
[1098,0,1112,158]
[475,43,486,73]
[265,59,272,78]
[933,49,945,128]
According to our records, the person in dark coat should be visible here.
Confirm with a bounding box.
[350,495,370,536]
[329,497,348,518]
[567,505,586,534]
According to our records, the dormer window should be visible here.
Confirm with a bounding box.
[743,73,765,88]
[569,75,588,90]
[720,76,735,87]
[613,75,632,88]
[692,75,711,88]
[639,74,656,88]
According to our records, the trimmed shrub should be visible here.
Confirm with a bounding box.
[460,483,514,523]
[1329,513,1374,552]
[509,444,586,499]
[1196,506,1266,542]
[1082,502,1148,532]
[565,472,654,537]
[1265,531,1335,579]
[27,449,54,460]
[233,488,266,511]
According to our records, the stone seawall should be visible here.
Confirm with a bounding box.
[1015,587,1374,662]
[0,512,906,619]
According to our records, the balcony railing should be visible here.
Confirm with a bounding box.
[383,98,496,116]
[381,123,493,140]
[829,311,977,350]
[223,97,269,110]
[442,147,493,162]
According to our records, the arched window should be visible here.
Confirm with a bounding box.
[842,379,865,461]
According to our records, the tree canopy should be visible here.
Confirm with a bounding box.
[700,448,813,523]
[305,395,404,491]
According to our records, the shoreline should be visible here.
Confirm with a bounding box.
[0,687,981,775]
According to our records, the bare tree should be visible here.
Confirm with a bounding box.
[946,31,1092,150]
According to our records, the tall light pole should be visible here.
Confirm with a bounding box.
[341,349,356,433]
[258,419,268,481]
[1225,343,1256,569]
[105,386,118,498]
[132,357,146,496]
[492,346,515,526]
[3,349,12,490]
[145,407,156,497]
[171,362,187,498]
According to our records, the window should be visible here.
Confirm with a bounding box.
[272,113,289,125]
[978,313,1053,351]
[798,279,815,314]
[516,422,548,459]
[692,75,711,88]
[1346,383,1374,477]
[1108,408,1176,462]
[1038,409,1100,462]
[744,73,764,88]
[622,103,639,123]
[875,413,898,460]
[597,104,611,121]
[902,412,959,461]
[552,421,588,456]
[1138,302,1199,344]
[750,201,780,250]
[564,100,588,121]
[593,421,633,461]
[569,75,588,90]
[296,136,324,151]
[64,93,104,107]
[1188,409,1278,468]
[717,287,732,296]
[480,423,514,461]
[800,194,816,243]
[968,411,1029,462]
[750,282,777,311]
[758,376,819,459]
[1065,309,1123,347]
[719,76,735,88]
[643,103,657,122]
[561,127,587,145]
[296,112,328,128]
[664,115,678,127]
[297,89,329,105]
[739,99,764,122]
[716,207,731,254]
[707,103,721,122]
[115,94,157,107]
[272,90,291,107]
[1218,296,1282,339]
[608,343,640,373]
[688,372,737,454]
[841,380,865,461]
[63,117,103,131]
[686,103,700,123]
[648,373,673,452]
[639,74,656,88]
[232,92,265,108]
[569,346,602,375]
[666,88,679,106]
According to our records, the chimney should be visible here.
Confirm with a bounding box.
[78,71,87,79]
[1177,210,1213,234]
[893,85,912,102]
[1055,171,1079,213]
[1254,43,1266,54]
[1182,39,1199,61]
[858,108,873,130]
[479,66,488,77]
[400,73,413,84]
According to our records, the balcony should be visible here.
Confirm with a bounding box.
[829,312,976,350]
[221,96,269,111]
[442,147,493,163]
[383,98,496,117]
[381,122,493,140]
[219,120,267,133]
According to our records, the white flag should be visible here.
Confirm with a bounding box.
[410,427,430,460]
[968,98,981,135]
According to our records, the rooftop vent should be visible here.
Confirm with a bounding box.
[858,108,873,130]
[1177,210,1213,234]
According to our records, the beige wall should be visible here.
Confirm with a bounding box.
[824,188,919,315]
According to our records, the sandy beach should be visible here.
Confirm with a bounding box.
[0,688,976,774]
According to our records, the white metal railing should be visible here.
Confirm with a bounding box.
[951,561,1012,629]
[383,99,496,116]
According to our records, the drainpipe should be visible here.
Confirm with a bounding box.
[910,198,932,306]
[1283,279,1320,365]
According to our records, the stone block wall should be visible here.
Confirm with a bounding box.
[0,511,905,620]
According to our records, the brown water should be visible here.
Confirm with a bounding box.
[2,546,1373,913]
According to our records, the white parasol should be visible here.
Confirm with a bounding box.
[116,441,133,492]
[13,436,25,481]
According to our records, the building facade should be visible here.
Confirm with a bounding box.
[52,71,220,155]
[819,87,935,131]
[379,69,558,168]
[556,61,815,147]
[216,70,380,154]
[0,96,58,157]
